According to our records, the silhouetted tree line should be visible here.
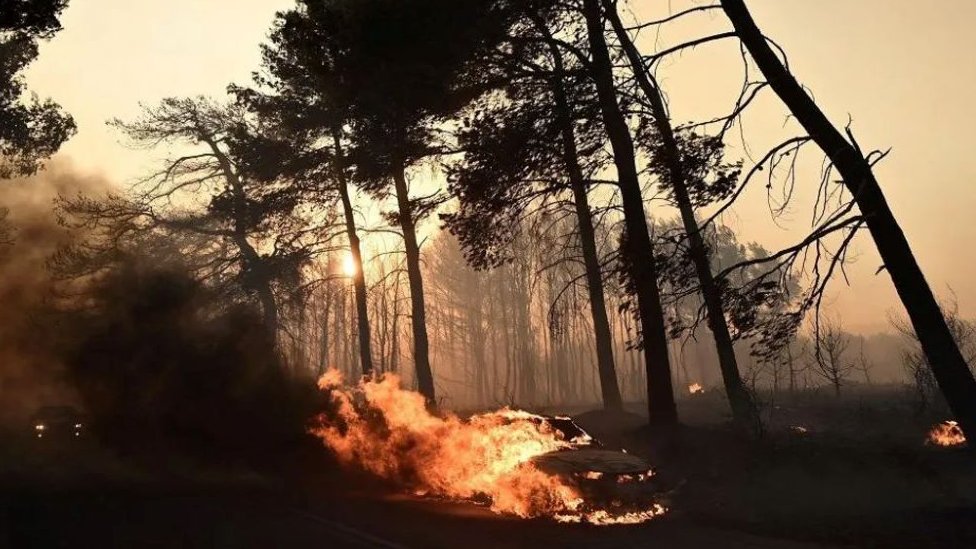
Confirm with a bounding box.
[6,0,974,442]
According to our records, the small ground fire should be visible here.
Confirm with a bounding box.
[310,370,667,525]
[927,420,967,447]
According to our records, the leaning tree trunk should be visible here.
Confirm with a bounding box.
[581,0,677,427]
[721,0,976,439]
[540,20,624,412]
[333,132,375,378]
[392,160,436,405]
[603,1,759,432]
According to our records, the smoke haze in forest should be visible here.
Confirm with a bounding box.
[0,162,109,423]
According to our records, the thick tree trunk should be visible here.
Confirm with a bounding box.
[333,133,375,377]
[318,293,332,375]
[470,305,488,406]
[205,137,280,350]
[392,162,436,404]
[603,1,759,431]
[721,0,976,439]
[541,25,623,412]
[581,0,677,427]
[230,228,279,350]
[256,276,279,343]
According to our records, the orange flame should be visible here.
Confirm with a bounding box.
[688,383,704,395]
[926,420,967,447]
[310,369,666,524]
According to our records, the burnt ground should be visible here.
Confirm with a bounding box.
[570,387,976,548]
[3,386,975,548]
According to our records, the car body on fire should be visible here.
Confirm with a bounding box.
[528,416,660,505]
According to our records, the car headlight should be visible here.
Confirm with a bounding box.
[35,424,45,431]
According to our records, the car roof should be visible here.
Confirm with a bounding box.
[532,448,653,475]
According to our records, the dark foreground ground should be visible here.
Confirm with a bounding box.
[3,457,848,549]
[3,478,832,549]
[3,388,975,548]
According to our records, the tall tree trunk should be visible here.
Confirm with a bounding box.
[467,275,489,406]
[581,0,677,427]
[333,133,375,377]
[540,21,624,412]
[721,0,976,439]
[318,291,332,375]
[787,343,796,395]
[392,161,436,404]
[391,275,402,374]
[499,272,513,401]
[603,1,759,431]
[204,137,280,350]
[238,244,279,350]
[513,265,534,404]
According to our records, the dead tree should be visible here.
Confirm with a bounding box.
[807,318,854,396]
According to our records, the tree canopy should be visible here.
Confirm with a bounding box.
[0,0,75,178]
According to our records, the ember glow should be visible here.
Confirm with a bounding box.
[688,383,704,395]
[310,369,667,524]
[926,420,967,447]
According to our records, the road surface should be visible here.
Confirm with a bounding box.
[3,481,832,548]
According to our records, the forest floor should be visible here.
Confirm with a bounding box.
[2,386,974,548]
[567,386,976,548]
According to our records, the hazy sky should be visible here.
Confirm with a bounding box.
[22,0,976,332]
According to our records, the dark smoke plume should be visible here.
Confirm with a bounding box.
[0,161,111,426]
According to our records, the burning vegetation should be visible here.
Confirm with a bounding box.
[926,420,967,447]
[310,370,667,525]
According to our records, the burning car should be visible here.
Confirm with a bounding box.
[526,416,664,513]
[312,370,668,524]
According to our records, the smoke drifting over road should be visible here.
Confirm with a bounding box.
[0,162,110,425]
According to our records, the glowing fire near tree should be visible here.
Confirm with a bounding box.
[926,420,967,447]
[310,370,667,525]
[688,383,704,395]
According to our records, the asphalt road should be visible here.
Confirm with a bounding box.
[0,435,838,548]
[2,481,832,549]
